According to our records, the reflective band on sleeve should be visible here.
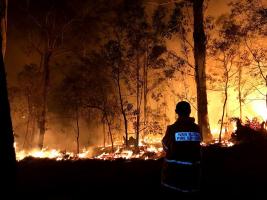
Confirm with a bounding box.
[165,158,200,165]
[161,181,200,193]
[162,142,168,150]
[175,132,201,142]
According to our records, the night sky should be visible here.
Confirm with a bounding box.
[5,0,229,85]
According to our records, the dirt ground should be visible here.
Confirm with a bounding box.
[16,143,267,199]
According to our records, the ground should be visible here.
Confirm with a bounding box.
[16,142,267,199]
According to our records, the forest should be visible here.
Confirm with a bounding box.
[1,0,267,197]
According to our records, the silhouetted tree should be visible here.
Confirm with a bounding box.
[51,53,118,152]
[193,0,211,140]
[16,0,106,149]
[17,64,41,148]
[154,0,212,140]
[18,0,79,149]
[104,40,130,147]
[229,0,267,114]
[0,0,16,192]
[110,0,168,146]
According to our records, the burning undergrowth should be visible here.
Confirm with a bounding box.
[16,117,267,162]
[16,141,235,162]
[15,144,165,161]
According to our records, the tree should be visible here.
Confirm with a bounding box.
[0,0,16,192]
[229,0,267,115]
[17,0,79,149]
[153,0,212,140]
[17,64,41,148]
[208,15,242,141]
[51,53,118,152]
[104,40,130,147]
[109,0,168,147]
[193,0,211,140]
[15,0,106,149]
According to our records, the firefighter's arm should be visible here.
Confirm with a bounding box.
[162,126,171,152]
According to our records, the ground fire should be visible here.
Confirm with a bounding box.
[2,0,267,197]
[15,112,267,161]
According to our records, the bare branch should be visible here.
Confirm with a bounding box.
[244,39,266,81]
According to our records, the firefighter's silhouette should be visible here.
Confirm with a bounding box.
[161,101,201,193]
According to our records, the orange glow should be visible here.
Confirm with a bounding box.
[251,101,267,121]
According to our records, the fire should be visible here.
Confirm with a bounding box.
[94,145,164,160]
[15,147,76,161]
[15,137,235,161]
[141,134,163,145]
[251,101,267,121]
[208,140,235,147]
[14,140,165,161]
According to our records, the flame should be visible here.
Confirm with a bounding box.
[209,140,235,147]
[14,122,240,162]
[210,120,237,140]
[141,134,163,145]
[15,148,76,161]
[251,101,267,121]
[15,138,234,161]
[14,139,165,161]
[94,144,164,160]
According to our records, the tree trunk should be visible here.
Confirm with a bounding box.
[0,0,7,57]
[103,121,106,147]
[38,51,51,149]
[193,0,211,141]
[265,76,267,116]
[0,0,16,191]
[75,103,80,154]
[238,65,242,120]
[116,69,128,147]
[219,70,229,143]
[104,112,114,152]
[143,42,148,136]
[135,53,141,147]
[23,93,31,148]
[30,111,36,148]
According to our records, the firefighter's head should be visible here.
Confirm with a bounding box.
[175,101,191,117]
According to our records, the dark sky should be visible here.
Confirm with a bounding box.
[5,0,230,86]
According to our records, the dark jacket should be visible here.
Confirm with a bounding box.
[161,117,202,193]
[162,117,201,162]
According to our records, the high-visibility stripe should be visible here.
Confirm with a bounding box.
[161,181,200,193]
[162,142,168,150]
[175,132,201,142]
[165,158,200,165]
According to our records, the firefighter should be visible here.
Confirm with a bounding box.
[161,101,202,194]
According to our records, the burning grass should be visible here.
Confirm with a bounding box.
[15,140,236,161]
[15,143,165,161]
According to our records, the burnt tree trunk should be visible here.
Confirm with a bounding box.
[103,121,106,147]
[238,65,242,120]
[38,51,51,149]
[23,93,31,148]
[0,0,6,56]
[219,65,229,143]
[265,75,267,114]
[104,111,114,152]
[193,0,211,141]
[75,103,80,154]
[135,53,141,147]
[143,42,148,136]
[0,0,16,192]
[116,67,128,147]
